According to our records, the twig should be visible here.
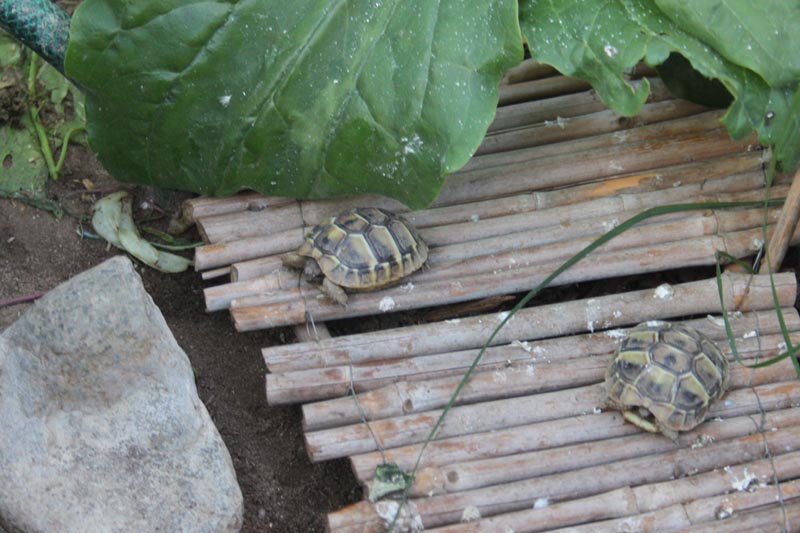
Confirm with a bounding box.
[0,291,46,308]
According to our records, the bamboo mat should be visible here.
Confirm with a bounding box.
[188,59,800,531]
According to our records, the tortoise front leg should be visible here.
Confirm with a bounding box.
[321,278,348,306]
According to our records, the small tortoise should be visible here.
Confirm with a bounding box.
[605,321,729,440]
[282,207,428,305]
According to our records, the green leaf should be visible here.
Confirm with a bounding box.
[519,0,800,171]
[64,1,522,209]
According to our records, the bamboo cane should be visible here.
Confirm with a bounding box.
[761,169,800,273]
[195,151,766,271]
[268,328,797,406]
[420,172,775,255]
[183,192,294,223]
[565,497,800,533]
[224,178,787,316]
[500,59,557,85]
[233,225,798,331]
[420,204,781,280]
[196,203,303,244]
[487,77,671,133]
[498,75,591,106]
[469,107,727,173]
[425,457,800,532]
[394,406,800,500]
[676,499,800,533]
[476,98,707,156]
[264,273,795,374]
[300,310,798,429]
[426,487,642,533]
[204,268,300,312]
[326,425,800,530]
[434,128,757,208]
[305,379,800,463]
[203,177,779,299]
[200,266,230,280]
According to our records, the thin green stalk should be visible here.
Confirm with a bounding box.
[54,125,86,175]
[26,54,80,181]
[388,197,784,530]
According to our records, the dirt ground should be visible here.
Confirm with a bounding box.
[0,147,360,532]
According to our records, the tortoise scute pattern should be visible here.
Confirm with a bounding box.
[301,207,427,290]
[605,321,730,435]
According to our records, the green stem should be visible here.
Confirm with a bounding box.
[54,125,86,174]
[26,55,60,180]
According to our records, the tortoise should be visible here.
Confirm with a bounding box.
[281,207,428,305]
[604,321,730,440]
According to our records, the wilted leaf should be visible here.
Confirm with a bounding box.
[520,0,800,171]
[92,192,193,273]
[65,1,522,209]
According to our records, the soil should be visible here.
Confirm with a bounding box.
[0,146,361,532]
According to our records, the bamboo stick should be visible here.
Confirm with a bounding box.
[196,203,303,244]
[420,204,781,280]
[200,266,230,280]
[305,379,800,463]
[264,273,796,373]
[326,425,800,530]
[476,98,707,156]
[268,327,797,406]
[433,128,758,208]
[530,151,765,211]
[500,59,557,85]
[233,225,797,331]
[230,256,289,282]
[426,487,643,533]
[653,473,800,523]
[498,75,591,106]
[204,267,299,312]
[394,406,800,500]
[421,171,775,254]
[673,501,800,533]
[212,165,766,279]
[574,498,800,533]
[300,309,798,428]
[487,77,671,133]
[183,192,294,223]
[469,108,727,173]
[425,457,800,532]
[212,186,782,309]
[761,169,800,273]
[195,228,305,272]
[195,151,766,271]
[346,377,798,484]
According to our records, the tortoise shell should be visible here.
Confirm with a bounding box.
[296,207,428,290]
[605,321,729,438]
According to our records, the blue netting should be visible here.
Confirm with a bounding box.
[0,0,70,73]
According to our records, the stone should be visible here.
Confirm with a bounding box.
[0,256,243,532]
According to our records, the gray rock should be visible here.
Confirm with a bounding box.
[0,256,242,533]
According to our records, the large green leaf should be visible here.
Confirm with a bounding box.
[519,0,800,171]
[64,1,521,209]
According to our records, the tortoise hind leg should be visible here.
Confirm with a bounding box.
[321,278,348,306]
